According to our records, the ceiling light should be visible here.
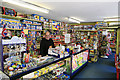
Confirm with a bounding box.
[104,16,119,19]
[22,0,51,10]
[68,17,80,24]
[109,22,120,25]
[104,18,120,22]
[70,17,84,21]
[2,0,49,14]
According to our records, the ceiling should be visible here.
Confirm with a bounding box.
[2,0,119,23]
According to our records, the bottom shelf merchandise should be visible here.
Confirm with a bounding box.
[34,69,70,80]
[22,57,71,80]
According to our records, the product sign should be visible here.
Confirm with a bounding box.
[102,30,107,35]
[65,34,70,43]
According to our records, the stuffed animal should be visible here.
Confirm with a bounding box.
[3,46,10,53]
[16,45,20,52]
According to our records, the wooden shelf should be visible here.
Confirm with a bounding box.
[98,27,119,29]
[76,30,97,32]
[6,28,22,30]
[6,28,43,31]
[43,28,50,30]
[22,22,42,25]
[1,14,43,23]
[59,30,66,31]
[26,29,43,31]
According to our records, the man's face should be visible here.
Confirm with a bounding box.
[45,31,50,40]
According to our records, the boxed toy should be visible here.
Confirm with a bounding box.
[2,7,17,16]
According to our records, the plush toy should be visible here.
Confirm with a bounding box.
[20,44,26,51]
[16,45,20,52]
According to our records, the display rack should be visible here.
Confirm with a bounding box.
[67,24,98,62]
[98,27,118,54]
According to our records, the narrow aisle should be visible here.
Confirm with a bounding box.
[73,53,116,80]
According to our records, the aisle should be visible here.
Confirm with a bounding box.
[72,53,116,80]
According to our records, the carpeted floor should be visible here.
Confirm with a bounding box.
[72,53,116,80]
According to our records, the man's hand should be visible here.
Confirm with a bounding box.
[38,55,41,58]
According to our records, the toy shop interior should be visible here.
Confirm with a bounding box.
[0,0,120,80]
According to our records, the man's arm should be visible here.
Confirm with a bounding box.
[39,39,44,56]
[51,39,55,48]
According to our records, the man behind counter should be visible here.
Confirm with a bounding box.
[39,30,55,57]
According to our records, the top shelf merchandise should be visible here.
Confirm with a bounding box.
[73,25,97,30]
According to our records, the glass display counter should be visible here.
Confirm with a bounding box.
[0,47,89,80]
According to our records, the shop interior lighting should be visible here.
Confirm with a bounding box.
[104,18,120,22]
[70,17,84,21]
[68,17,81,24]
[2,0,49,14]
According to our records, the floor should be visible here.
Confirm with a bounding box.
[73,53,116,80]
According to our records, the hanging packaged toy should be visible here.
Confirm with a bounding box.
[23,53,30,63]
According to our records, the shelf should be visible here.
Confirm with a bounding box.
[76,30,97,32]
[26,29,43,31]
[3,51,26,55]
[22,22,42,25]
[6,28,43,31]
[2,42,26,45]
[43,28,50,30]
[98,27,119,29]
[1,14,43,23]
[55,29,66,31]
[6,28,22,31]
[73,48,89,55]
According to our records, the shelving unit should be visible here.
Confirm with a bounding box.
[67,24,98,62]
[76,30,97,32]
[98,27,118,55]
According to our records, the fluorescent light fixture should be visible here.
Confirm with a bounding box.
[104,18,120,22]
[109,22,120,25]
[2,0,49,14]
[22,0,51,10]
[70,17,84,21]
[104,16,119,19]
[68,17,80,24]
